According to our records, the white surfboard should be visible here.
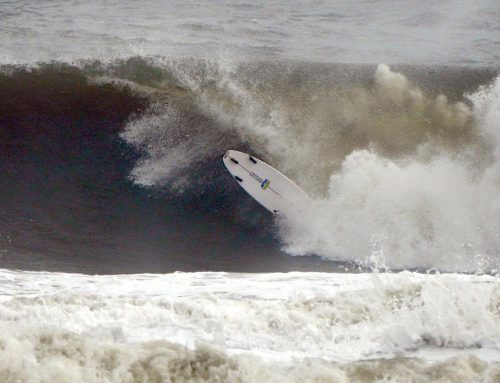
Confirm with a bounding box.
[222,150,311,218]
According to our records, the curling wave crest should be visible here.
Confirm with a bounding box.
[121,61,500,272]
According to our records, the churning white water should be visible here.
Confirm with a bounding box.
[0,269,499,382]
[280,68,500,271]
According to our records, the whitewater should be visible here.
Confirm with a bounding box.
[0,269,499,382]
[1,0,499,382]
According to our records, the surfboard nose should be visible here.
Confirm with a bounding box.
[223,150,236,160]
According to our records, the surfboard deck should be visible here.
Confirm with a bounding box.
[222,150,311,218]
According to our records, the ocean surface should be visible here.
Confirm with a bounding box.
[0,0,499,381]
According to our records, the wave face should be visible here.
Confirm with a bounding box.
[0,269,499,382]
[0,60,499,273]
[0,62,297,273]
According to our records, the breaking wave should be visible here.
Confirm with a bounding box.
[0,58,499,272]
[118,59,500,272]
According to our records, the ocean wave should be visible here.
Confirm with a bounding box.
[0,59,499,272]
[115,58,500,271]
